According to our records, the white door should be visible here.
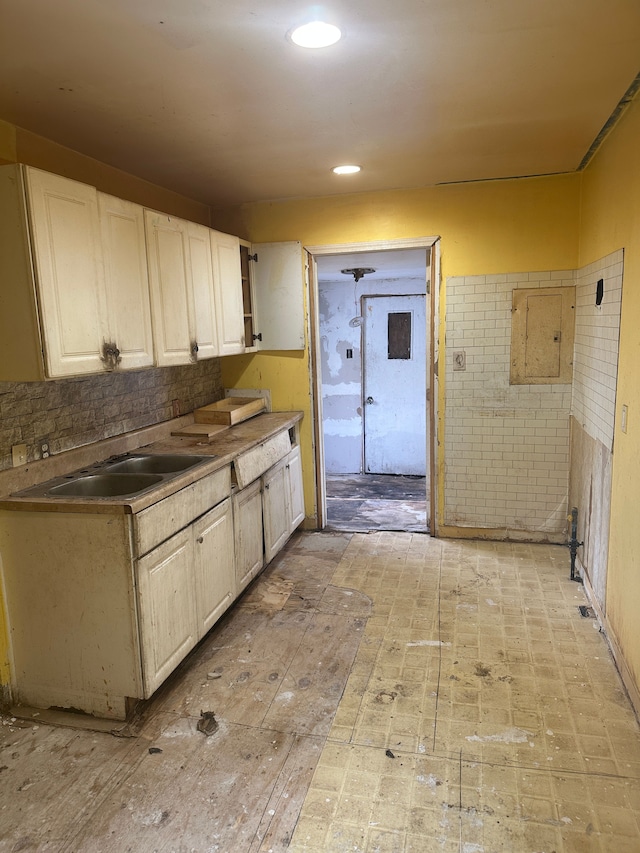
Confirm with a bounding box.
[363,294,427,475]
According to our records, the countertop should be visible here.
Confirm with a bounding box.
[0,411,303,515]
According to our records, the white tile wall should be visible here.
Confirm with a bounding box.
[444,271,575,533]
[571,250,623,451]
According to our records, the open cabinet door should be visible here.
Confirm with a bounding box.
[251,241,305,350]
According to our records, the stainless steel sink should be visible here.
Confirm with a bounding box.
[46,473,164,498]
[105,454,208,475]
[12,452,216,501]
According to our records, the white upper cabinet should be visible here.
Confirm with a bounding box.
[98,193,154,371]
[145,210,219,366]
[211,229,245,355]
[188,221,219,361]
[25,169,109,376]
[25,168,109,378]
[242,241,306,351]
[0,165,155,380]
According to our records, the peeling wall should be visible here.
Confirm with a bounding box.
[318,275,426,473]
[569,249,623,610]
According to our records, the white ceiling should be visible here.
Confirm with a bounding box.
[2,1,639,208]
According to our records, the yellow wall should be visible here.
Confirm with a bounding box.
[221,174,581,523]
[5,124,211,225]
[579,96,640,691]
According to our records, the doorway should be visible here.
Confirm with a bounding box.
[308,240,438,534]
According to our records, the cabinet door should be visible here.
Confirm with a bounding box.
[25,168,109,377]
[262,457,290,563]
[136,529,197,697]
[233,479,264,592]
[212,229,245,355]
[187,221,218,360]
[285,445,305,532]
[145,210,195,366]
[99,194,154,370]
[251,241,305,351]
[193,498,235,637]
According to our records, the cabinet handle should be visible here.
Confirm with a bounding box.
[197,536,204,544]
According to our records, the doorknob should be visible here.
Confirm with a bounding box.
[365,396,374,404]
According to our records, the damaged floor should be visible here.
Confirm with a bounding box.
[326,474,428,533]
[1,532,640,852]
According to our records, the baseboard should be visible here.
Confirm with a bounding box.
[437,524,565,544]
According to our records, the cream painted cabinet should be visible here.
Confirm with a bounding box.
[240,241,306,351]
[99,193,154,370]
[145,210,219,365]
[0,165,155,380]
[262,455,291,563]
[137,496,234,696]
[189,221,219,361]
[233,479,265,593]
[193,498,235,635]
[137,528,198,697]
[286,445,305,530]
[212,229,245,355]
[263,446,305,562]
[0,464,234,719]
[238,440,305,569]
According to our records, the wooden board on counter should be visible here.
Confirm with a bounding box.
[170,423,229,440]
[194,397,266,426]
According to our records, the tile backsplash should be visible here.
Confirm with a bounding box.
[444,270,574,535]
[0,359,223,472]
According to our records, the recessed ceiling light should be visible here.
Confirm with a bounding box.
[332,164,361,175]
[290,21,342,49]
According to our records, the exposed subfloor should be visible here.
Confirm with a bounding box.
[326,473,428,533]
[2,531,640,852]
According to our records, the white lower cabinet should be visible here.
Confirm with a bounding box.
[233,479,264,593]
[235,443,305,577]
[137,528,198,697]
[137,496,235,697]
[0,466,235,718]
[0,424,302,720]
[193,498,235,635]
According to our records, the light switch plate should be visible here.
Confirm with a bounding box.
[12,444,27,467]
[453,351,466,371]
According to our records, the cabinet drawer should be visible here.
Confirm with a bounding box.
[134,465,231,556]
[234,430,291,489]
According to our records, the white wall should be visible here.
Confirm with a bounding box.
[570,248,623,608]
[444,270,575,536]
[319,276,426,473]
[571,249,623,451]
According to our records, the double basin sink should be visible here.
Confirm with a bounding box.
[17,453,213,500]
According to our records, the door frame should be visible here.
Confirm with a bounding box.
[306,237,440,534]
